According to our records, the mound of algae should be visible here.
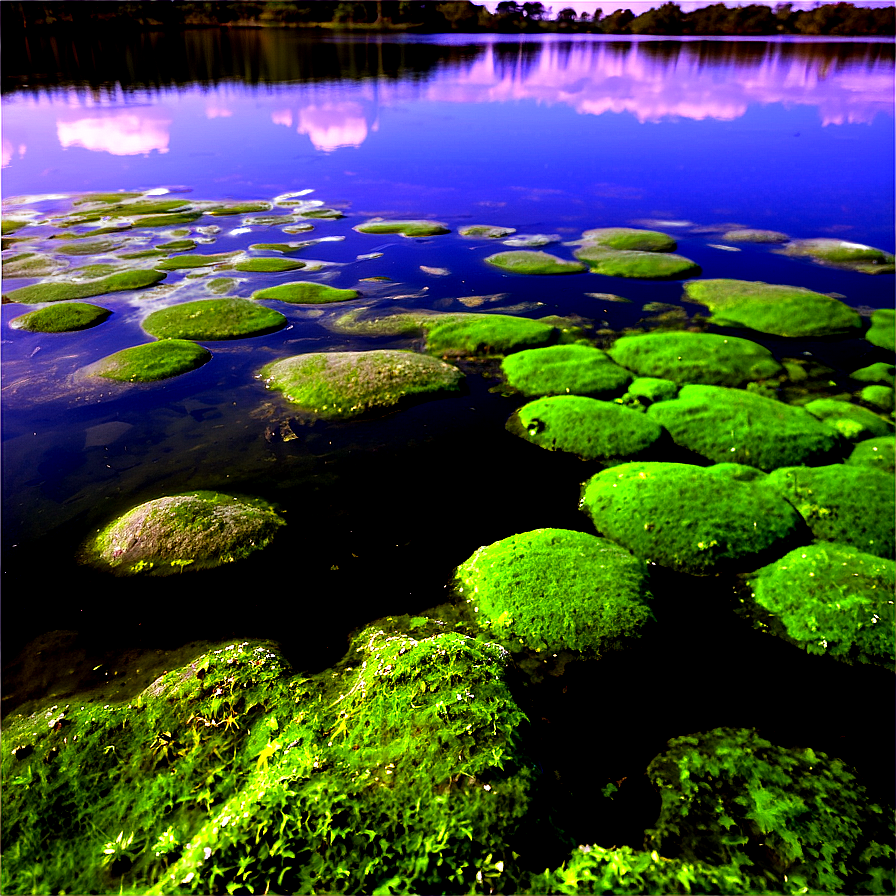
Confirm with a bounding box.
[252,282,359,303]
[142,298,287,341]
[574,246,700,279]
[85,339,212,383]
[501,344,632,398]
[578,226,677,252]
[10,302,111,332]
[846,436,896,474]
[485,250,586,275]
[865,308,895,352]
[803,398,894,441]
[2,270,166,304]
[780,237,895,273]
[354,219,449,237]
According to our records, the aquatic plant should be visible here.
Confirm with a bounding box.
[780,238,895,273]
[865,308,895,352]
[155,253,240,270]
[86,339,212,383]
[142,298,287,340]
[803,398,894,440]
[458,225,516,238]
[232,257,306,273]
[720,228,789,243]
[2,252,67,277]
[846,436,895,474]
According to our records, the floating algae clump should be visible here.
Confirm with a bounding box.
[3,270,166,303]
[81,491,284,575]
[865,308,895,352]
[780,237,895,273]
[574,246,700,279]
[580,462,805,575]
[454,528,653,655]
[252,281,359,303]
[143,298,286,341]
[803,398,894,441]
[579,226,677,252]
[846,436,896,474]
[609,331,783,387]
[500,344,632,398]
[645,727,896,895]
[509,395,663,462]
[233,258,306,273]
[747,543,896,670]
[86,339,211,383]
[647,385,844,471]
[353,218,448,236]
[485,250,586,275]
[10,302,111,333]
[261,349,464,420]
[683,279,862,337]
[766,464,895,559]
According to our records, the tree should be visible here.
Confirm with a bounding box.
[522,1,546,19]
[599,7,634,32]
[629,2,685,34]
[557,7,577,21]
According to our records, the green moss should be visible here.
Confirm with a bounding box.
[846,436,896,474]
[107,199,192,216]
[865,308,895,352]
[485,250,586,275]
[860,384,895,412]
[423,313,558,357]
[87,339,212,383]
[781,237,895,272]
[49,224,132,239]
[206,277,237,295]
[609,331,783,387]
[133,212,203,227]
[458,225,516,238]
[500,344,632,398]
[55,239,118,255]
[207,201,273,217]
[766,464,895,559]
[69,263,121,280]
[683,279,862,337]
[10,302,111,333]
[579,227,677,252]
[720,228,789,243]
[73,191,144,204]
[851,362,896,388]
[354,218,448,236]
[252,282,360,304]
[247,242,308,254]
[2,270,166,304]
[299,207,344,219]
[645,727,894,895]
[232,258,306,273]
[509,396,663,462]
[624,377,678,404]
[647,385,844,471]
[2,252,67,277]
[118,249,168,259]
[803,398,894,440]
[1,218,29,235]
[580,462,805,575]
[574,246,700,279]
[503,233,560,248]
[747,543,895,670]
[454,528,653,655]
[155,253,240,270]
[157,239,197,252]
[142,299,286,341]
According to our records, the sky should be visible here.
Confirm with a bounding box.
[482,1,896,15]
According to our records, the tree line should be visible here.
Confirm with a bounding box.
[2,1,893,37]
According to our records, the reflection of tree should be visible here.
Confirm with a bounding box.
[492,40,542,82]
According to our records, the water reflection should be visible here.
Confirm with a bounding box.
[56,107,171,155]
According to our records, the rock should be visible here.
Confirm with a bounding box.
[500,343,632,398]
[803,398,894,440]
[458,225,516,238]
[574,246,700,279]
[142,298,286,340]
[720,228,789,243]
[10,302,111,333]
[851,362,895,388]
[3,270,166,304]
[55,239,120,256]
[502,233,560,248]
[232,258,306,273]
[252,282,359,304]
[860,385,895,412]
[299,208,345,219]
[846,436,896,474]
[624,377,679,404]
[353,219,448,237]
[579,227,677,252]
[865,308,895,352]
[485,250,586,275]
[85,339,211,382]
[780,238,895,273]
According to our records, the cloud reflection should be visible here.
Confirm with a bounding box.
[273,101,374,151]
[56,108,171,155]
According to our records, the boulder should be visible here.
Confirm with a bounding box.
[574,246,700,279]
[354,219,448,237]
[485,250,586,275]
[10,302,111,333]
[500,343,632,398]
[142,298,286,340]
[579,227,676,252]
[85,339,211,382]
[780,238,895,273]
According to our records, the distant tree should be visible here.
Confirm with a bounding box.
[599,7,634,32]
[496,0,520,12]
[557,7,577,21]
[629,1,684,34]
[522,1,546,19]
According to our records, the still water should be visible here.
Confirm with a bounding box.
[1,31,894,783]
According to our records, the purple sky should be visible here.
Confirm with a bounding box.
[483,1,896,15]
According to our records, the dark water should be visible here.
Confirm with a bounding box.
[2,31,894,831]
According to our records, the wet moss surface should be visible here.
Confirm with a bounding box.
[574,246,701,279]
[142,298,287,341]
[485,249,586,275]
[10,301,111,332]
[86,339,212,383]
[354,218,449,236]
[3,270,166,303]
[501,344,632,397]
[232,257,307,273]
[251,281,359,303]
[579,227,677,252]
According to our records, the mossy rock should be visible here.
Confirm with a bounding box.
[647,385,844,471]
[485,250,586,275]
[766,464,895,559]
[502,233,560,248]
[579,227,677,252]
[865,308,895,352]
[87,339,211,382]
[156,239,197,252]
[248,242,309,254]
[846,436,896,474]
[781,237,895,272]
[206,277,236,295]
[73,191,143,204]
[860,384,895,412]
[2,252,68,278]
[2,270,166,304]
[155,253,239,270]
[261,349,464,420]
[207,201,273,217]
[299,207,344,219]
[50,224,132,240]
[509,396,664,462]
[232,258,306,273]
[609,331,783,387]
[720,228,789,243]
[54,239,120,256]
[454,528,653,655]
[580,462,806,575]
[118,249,167,260]
[501,344,632,398]
[106,199,192,216]
[851,362,895,388]
[80,491,283,575]
[1,218,30,235]
[10,302,111,333]
[747,543,895,670]
[142,299,286,341]
[354,219,447,237]
[683,279,862,337]
[624,377,679,404]
[574,246,700,279]
[803,397,894,440]
[458,224,516,238]
[133,212,203,227]
[252,282,359,304]
[645,727,895,894]
[69,263,122,280]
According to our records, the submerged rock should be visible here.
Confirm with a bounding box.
[579,227,677,252]
[3,270,166,304]
[803,398,894,440]
[501,343,632,398]
[780,237,895,273]
[485,250,586,275]
[354,219,448,237]
[10,302,111,333]
[860,385,895,412]
[851,362,896,388]
[252,282,359,304]
[574,246,700,279]
[846,436,896,474]
[865,308,895,352]
[86,339,211,382]
[142,298,286,341]
[458,224,516,238]
[260,349,464,420]
[233,258,306,273]
[454,528,653,655]
[155,253,240,270]
[207,201,273,217]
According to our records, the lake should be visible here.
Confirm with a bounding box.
[1,28,894,853]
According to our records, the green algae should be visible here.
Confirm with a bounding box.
[683,279,862,337]
[155,253,240,270]
[454,528,653,655]
[354,218,448,236]
[118,249,168,259]
[647,385,844,471]
[73,191,144,205]
[1,218,30,235]
[69,263,122,280]
[624,377,679,404]
[157,239,197,252]
[502,233,560,248]
[510,395,664,462]
[2,252,67,278]
[261,349,464,420]
[55,239,119,256]
[501,344,632,398]
[865,308,895,352]
[574,246,700,279]
[248,242,309,254]
[580,462,805,575]
[579,227,677,252]
[87,339,212,383]
[458,225,516,238]
[106,199,192,216]
[207,201,273,217]
[233,258,306,273]
[766,464,895,559]
[860,384,895,412]
[133,212,203,227]
[2,270,166,304]
[781,237,895,272]
[10,302,111,333]
[485,250,586,275]
[747,543,895,670]
[609,331,783,387]
[251,282,358,304]
[299,207,344,219]
[846,436,896,474]
[49,224,132,239]
[206,277,237,295]
[142,298,286,341]
[852,362,896,388]
[803,398,894,440]
[720,228,789,243]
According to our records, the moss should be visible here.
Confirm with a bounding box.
[746,543,895,670]
[579,227,677,252]
[207,201,273,217]
[107,199,192,216]
[1,218,29,235]
[509,396,663,462]
[206,277,236,295]
[81,491,283,574]
[55,239,119,256]
[766,464,895,559]
[803,398,894,440]
[232,258,306,273]
[10,302,111,333]
[501,344,632,398]
[73,191,144,204]
[2,270,166,304]
[865,308,895,352]
[579,462,805,575]
[118,249,168,259]
[87,339,212,383]
[454,528,653,655]
[251,282,358,304]
[624,377,678,404]
[133,212,203,227]
[354,218,448,236]
[248,242,309,254]
[846,436,896,474]
[458,225,516,238]
[609,331,783,387]
[647,385,844,471]
[50,224,132,239]
[261,349,464,420]
[2,252,67,277]
[781,238,895,272]
[574,246,700,279]
[860,384,895,412]
[720,228,789,243]
[645,727,895,895]
[485,250,586,275]
[157,239,197,252]
[299,207,345,219]
[683,279,862,337]
[142,299,286,341]
[69,263,121,280]
[155,253,240,270]
[502,233,560,248]
[851,362,896,388]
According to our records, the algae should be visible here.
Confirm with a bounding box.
[781,238,895,273]
[846,436,896,474]
[233,258,307,273]
[803,398,894,440]
[3,270,166,304]
[207,201,273,217]
[501,344,632,398]
[720,228,789,243]
[574,246,700,279]
[87,339,212,383]
[579,227,677,252]
[865,308,895,352]
[354,219,447,236]
[142,299,287,341]
[252,282,359,304]
[2,252,67,278]
[11,302,111,333]
[485,250,586,275]
[851,362,896,388]
[155,253,240,270]
[458,225,516,238]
